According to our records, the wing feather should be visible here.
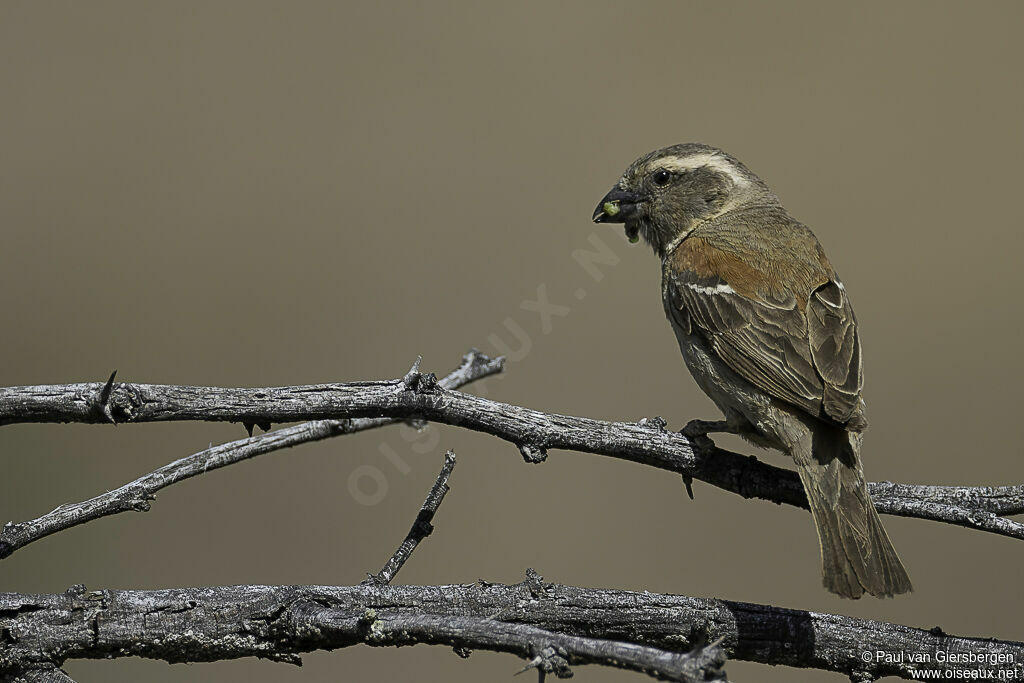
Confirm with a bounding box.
[807,280,864,425]
[668,268,865,429]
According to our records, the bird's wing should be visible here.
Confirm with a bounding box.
[805,278,864,425]
[666,248,864,428]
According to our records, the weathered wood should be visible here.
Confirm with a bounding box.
[1,578,1018,682]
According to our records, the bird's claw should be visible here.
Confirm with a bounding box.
[681,419,730,440]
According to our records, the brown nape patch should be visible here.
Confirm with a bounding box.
[672,237,769,300]
[671,236,830,310]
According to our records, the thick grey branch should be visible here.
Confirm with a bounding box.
[2,364,1021,544]
[0,351,503,560]
[1,578,1018,682]
[364,450,457,586]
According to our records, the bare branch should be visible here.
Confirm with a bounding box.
[1,577,1018,681]
[1,365,1020,543]
[0,351,503,560]
[364,450,457,586]
[0,350,511,427]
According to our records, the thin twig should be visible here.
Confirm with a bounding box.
[0,351,503,560]
[1,576,1018,681]
[364,450,456,585]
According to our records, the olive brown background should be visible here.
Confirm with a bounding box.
[2,2,1022,681]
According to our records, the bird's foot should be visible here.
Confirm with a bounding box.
[679,419,732,501]
[681,419,733,439]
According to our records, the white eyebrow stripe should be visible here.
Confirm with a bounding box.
[686,281,735,296]
[652,153,749,187]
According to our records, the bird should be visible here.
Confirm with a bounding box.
[593,143,911,599]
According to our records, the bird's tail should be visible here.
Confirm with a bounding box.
[791,426,912,599]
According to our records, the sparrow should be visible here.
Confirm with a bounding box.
[593,143,911,598]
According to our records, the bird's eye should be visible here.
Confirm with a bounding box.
[652,169,671,186]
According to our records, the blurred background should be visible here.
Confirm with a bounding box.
[2,2,1022,681]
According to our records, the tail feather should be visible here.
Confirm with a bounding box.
[793,426,912,599]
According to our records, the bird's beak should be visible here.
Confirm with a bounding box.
[592,186,640,223]
[592,186,642,241]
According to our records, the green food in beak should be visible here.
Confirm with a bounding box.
[602,201,621,217]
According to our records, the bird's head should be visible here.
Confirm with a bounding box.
[593,143,775,257]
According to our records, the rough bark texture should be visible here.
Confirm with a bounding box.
[1,578,1018,682]
[2,666,78,682]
